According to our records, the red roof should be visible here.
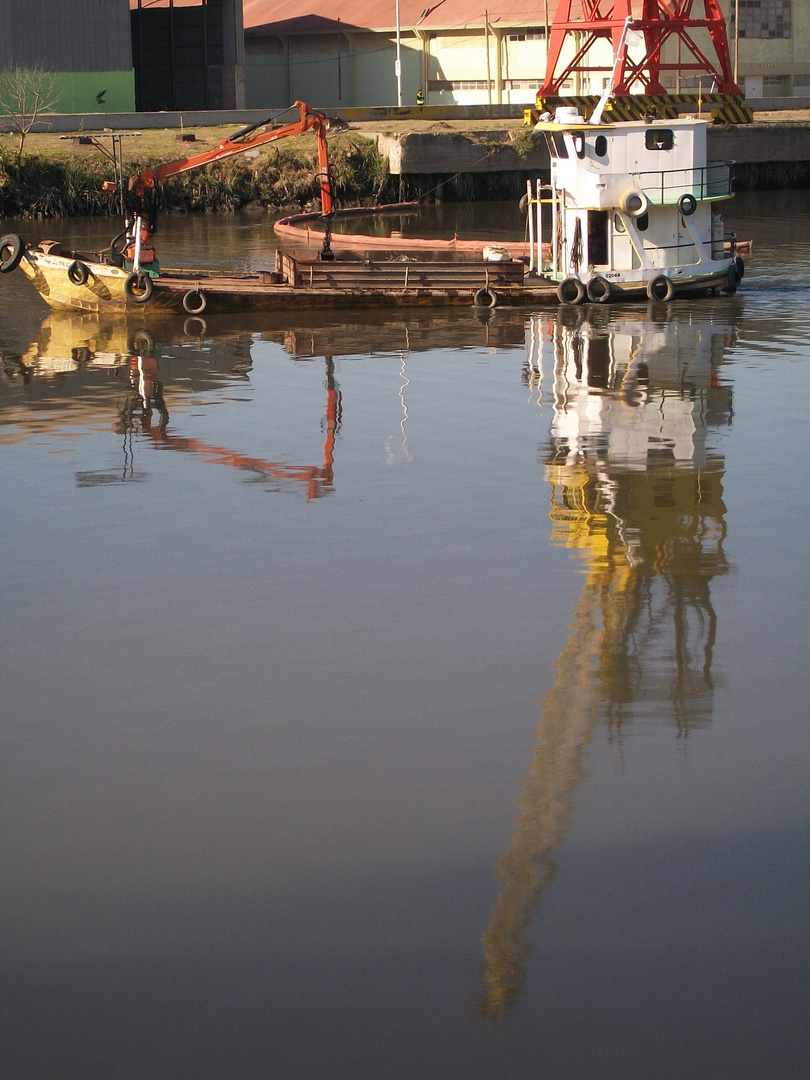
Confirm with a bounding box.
[244,0,546,34]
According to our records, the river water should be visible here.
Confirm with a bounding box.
[1,193,809,1080]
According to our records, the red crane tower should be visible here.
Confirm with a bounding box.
[536,0,751,122]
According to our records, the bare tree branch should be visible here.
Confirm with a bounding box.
[0,67,61,164]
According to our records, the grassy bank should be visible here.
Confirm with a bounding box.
[0,128,390,218]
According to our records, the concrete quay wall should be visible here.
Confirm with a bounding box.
[377,124,810,177]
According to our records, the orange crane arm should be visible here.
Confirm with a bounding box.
[138,100,334,216]
[122,101,336,262]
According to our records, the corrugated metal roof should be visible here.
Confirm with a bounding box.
[243,0,547,34]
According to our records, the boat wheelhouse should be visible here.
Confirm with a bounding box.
[526,107,743,303]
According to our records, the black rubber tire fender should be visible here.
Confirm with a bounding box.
[0,233,24,274]
[586,275,612,303]
[67,260,90,286]
[646,274,674,302]
[182,288,207,314]
[734,255,745,281]
[124,271,153,304]
[556,277,586,305]
[473,286,498,309]
[725,265,738,294]
[677,193,698,216]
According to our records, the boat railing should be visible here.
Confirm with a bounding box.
[633,161,733,203]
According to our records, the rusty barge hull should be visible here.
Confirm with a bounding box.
[14,241,738,315]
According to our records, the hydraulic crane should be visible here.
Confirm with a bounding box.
[103,101,336,279]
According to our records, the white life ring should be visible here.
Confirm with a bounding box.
[620,190,650,218]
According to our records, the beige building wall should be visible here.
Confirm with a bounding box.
[720,0,807,97]
[245,2,807,111]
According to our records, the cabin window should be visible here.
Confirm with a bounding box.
[645,128,674,151]
[588,210,609,265]
[636,212,649,231]
[545,132,568,158]
[594,134,608,157]
[613,213,626,233]
[572,132,585,159]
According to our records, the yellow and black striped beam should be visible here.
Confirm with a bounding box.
[525,93,753,126]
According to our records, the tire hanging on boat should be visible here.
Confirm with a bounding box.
[473,286,499,309]
[182,288,207,314]
[677,193,698,216]
[0,233,24,274]
[557,277,586,305]
[586,275,612,303]
[124,271,153,303]
[646,275,674,302]
[67,260,90,286]
[734,255,745,281]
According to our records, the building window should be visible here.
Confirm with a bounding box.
[508,28,546,41]
[729,0,791,39]
[449,80,493,91]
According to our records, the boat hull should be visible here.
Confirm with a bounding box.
[15,246,738,315]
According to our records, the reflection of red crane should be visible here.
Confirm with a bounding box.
[108,101,336,268]
[540,0,740,96]
[126,351,339,500]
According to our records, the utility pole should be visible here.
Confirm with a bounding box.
[395,0,403,106]
[734,0,740,86]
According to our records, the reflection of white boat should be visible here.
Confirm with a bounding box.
[539,311,733,469]
[481,309,733,1019]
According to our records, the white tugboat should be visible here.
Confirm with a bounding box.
[525,18,744,304]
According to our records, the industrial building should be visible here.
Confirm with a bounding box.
[242,0,809,109]
[0,0,244,115]
[0,0,136,113]
[0,0,805,117]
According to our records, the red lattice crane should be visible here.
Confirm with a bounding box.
[540,0,741,97]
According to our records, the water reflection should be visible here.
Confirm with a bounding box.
[480,307,734,1019]
[2,302,740,1032]
[0,314,345,498]
[0,309,529,502]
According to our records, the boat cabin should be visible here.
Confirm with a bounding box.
[530,107,735,296]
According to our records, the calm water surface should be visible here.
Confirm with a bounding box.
[1,193,809,1079]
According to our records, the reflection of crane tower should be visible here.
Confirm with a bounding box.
[480,310,734,1020]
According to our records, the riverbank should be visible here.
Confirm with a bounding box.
[0,129,389,218]
[2,107,810,218]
